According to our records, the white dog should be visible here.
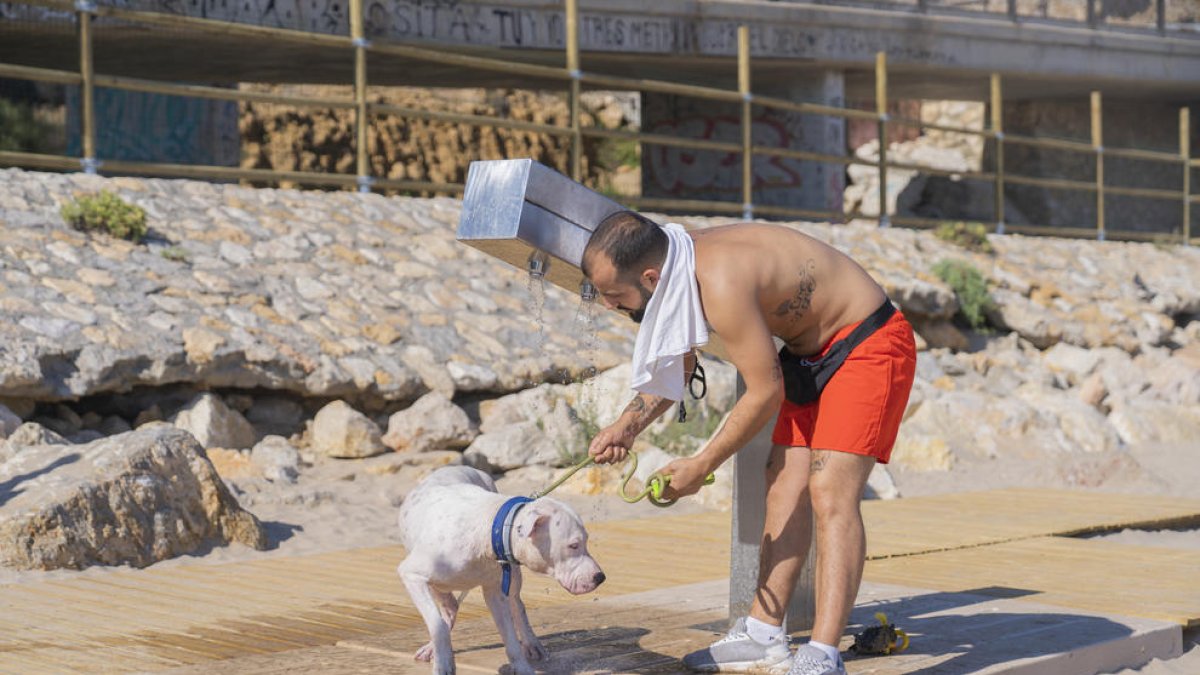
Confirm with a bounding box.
[398,465,606,675]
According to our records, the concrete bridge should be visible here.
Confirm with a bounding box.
[4,0,1199,97]
[2,0,1198,227]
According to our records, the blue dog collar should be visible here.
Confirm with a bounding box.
[490,496,533,596]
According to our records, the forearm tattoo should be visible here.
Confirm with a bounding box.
[623,394,665,427]
[624,397,649,416]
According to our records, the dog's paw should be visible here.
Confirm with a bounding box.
[414,642,433,662]
[522,638,547,662]
[501,662,536,675]
[433,658,456,675]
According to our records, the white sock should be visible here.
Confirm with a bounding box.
[808,640,841,664]
[745,616,785,644]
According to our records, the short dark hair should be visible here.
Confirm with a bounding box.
[582,210,667,281]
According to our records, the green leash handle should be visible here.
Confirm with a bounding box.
[635,472,718,507]
[616,451,716,508]
[531,450,715,507]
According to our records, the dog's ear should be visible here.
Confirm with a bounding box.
[515,505,550,539]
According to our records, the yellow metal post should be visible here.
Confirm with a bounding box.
[991,73,1005,234]
[1183,108,1192,245]
[1091,91,1104,241]
[77,2,96,173]
[352,0,370,193]
[567,0,582,182]
[876,51,889,227]
[738,25,752,220]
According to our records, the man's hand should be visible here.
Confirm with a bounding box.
[658,455,716,501]
[588,421,636,464]
[589,393,674,464]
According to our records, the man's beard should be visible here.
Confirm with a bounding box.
[626,284,653,324]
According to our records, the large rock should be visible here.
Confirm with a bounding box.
[170,393,258,450]
[1108,400,1200,446]
[1092,347,1150,400]
[876,270,958,320]
[1142,347,1200,406]
[0,427,266,571]
[249,435,301,483]
[908,317,969,351]
[463,421,564,472]
[1015,388,1122,455]
[891,388,1090,469]
[0,404,21,438]
[480,383,571,434]
[986,289,1063,349]
[865,464,901,499]
[308,400,386,459]
[4,422,69,448]
[1042,342,1102,385]
[382,392,476,452]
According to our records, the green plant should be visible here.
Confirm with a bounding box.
[933,258,994,330]
[160,246,190,262]
[0,98,52,153]
[1150,231,1183,250]
[597,184,627,200]
[934,221,994,254]
[60,191,148,243]
[595,138,640,171]
[647,406,724,457]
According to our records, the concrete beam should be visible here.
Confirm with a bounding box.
[2,1,1199,101]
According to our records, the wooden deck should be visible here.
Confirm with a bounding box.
[866,537,1200,629]
[0,488,1197,673]
[863,488,1200,559]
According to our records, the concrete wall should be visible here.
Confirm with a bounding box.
[641,72,846,214]
[986,100,1197,236]
[66,88,239,166]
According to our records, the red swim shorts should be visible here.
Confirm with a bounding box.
[771,310,917,463]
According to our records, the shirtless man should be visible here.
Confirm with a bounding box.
[581,211,916,675]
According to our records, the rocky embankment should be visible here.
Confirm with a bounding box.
[1,167,1199,572]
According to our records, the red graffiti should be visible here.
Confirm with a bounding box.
[646,115,802,195]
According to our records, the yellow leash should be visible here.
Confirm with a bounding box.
[529,451,715,507]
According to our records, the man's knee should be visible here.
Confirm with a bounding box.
[807,451,873,518]
[809,484,860,523]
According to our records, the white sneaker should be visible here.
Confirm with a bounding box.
[682,617,793,673]
[786,644,846,675]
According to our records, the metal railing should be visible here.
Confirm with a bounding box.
[0,0,1195,245]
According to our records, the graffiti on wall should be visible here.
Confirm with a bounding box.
[640,83,846,212]
[645,115,802,196]
[21,0,956,63]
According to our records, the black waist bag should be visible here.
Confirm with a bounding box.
[778,301,897,406]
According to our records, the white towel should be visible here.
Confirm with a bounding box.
[629,222,709,401]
